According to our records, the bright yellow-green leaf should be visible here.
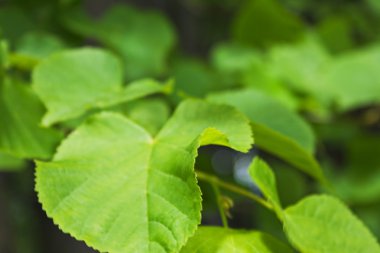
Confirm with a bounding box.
[181,226,294,253]
[284,195,380,253]
[35,99,253,253]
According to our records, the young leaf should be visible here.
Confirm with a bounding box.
[32,48,169,126]
[207,89,325,183]
[248,158,281,214]
[0,80,62,159]
[283,195,380,253]
[181,226,294,253]
[35,99,253,253]
[63,4,176,80]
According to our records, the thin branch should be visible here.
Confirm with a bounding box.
[196,170,273,211]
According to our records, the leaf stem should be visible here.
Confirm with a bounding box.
[196,170,273,210]
[211,181,229,228]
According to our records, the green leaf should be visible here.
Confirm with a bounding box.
[32,48,169,126]
[248,158,281,213]
[284,195,380,253]
[181,226,294,253]
[211,43,299,110]
[325,45,380,110]
[117,98,170,136]
[334,135,380,204]
[207,89,325,182]
[0,152,25,171]
[35,99,253,253]
[0,7,35,43]
[316,15,354,53]
[0,40,8,77]
[211,43,261,75]
[63,4,176,80]
[9,32,66,71]
[0,80,62,159]
[268,35,331,96]
[232,0,304,48]
[17,32,65,57]
[171,58,218,99]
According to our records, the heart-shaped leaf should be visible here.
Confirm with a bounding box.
[36,99,253,253]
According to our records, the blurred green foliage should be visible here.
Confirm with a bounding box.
[1,0,380,252]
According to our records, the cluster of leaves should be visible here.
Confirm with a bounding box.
[1,0,380,252]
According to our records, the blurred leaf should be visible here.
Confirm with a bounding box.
[171,58,218,98]
[63,4,176,80]
[35,100,253,253]
[209,89,314,151]
[0,7,35,43]
[211,43,298,109]
[355,204,380,239]
[284,195,380,253]
[316,15,354,53]
[9,32,67,70]
[0,80,62,159]
[335,135,380,204]
[232,0,305,48]
[181,226,294,253]
[325,45,380,110]
[253,123,325,183]
[16,32,66,60]
[211,43,261,77]
[274,165,307,206]
[207,89,325,182]
[0,152,25,171]
[336,172,380,205]
[367,0,380,14]
[268,35,331,98]
[0,40,8,77]
[32,48,169,126]
[117,98,170,136]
